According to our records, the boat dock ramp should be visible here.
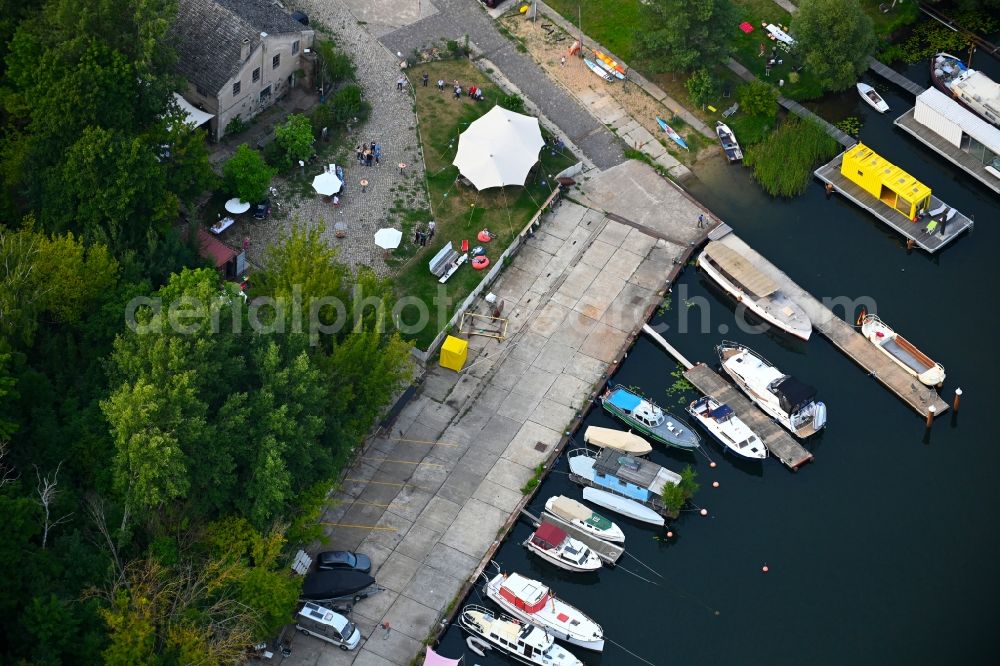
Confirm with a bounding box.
[519,509,624,565]
[867,57,926,97]
[714,232,949,419]
[814,151,974,253]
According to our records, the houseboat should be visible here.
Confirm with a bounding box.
[458,605,584,666]
[567,448,680,523]
[600,385,700,450]
[931,53,1000,126]
[698,241,812,340]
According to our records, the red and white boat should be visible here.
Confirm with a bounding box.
[485,571,604,651]
[523,523,601,573]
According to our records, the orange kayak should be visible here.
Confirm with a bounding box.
[593,50,626,75]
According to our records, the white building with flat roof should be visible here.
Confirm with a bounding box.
[913,87,1000,179]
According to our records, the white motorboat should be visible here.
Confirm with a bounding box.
[687,396,767,460]
[544,495,625,543]
[931,53,999,126]
[715,121,744,162]
[861,314,945,387]
[857,82,890,113]
[485,571,605,651]
[582,487,665,527]
[698,242,812,340]
[458,605,584,666]
[717,341,827,439]
[523,523,602,573]
[583,426,652,456]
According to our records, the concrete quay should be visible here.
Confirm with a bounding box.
[277,160,711,666]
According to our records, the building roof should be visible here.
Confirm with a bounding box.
[171,0,306,95]
[917,87,1000,153]
[842,143,932,203]
[197,228,237,267]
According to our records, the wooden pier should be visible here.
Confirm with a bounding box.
[714,232,949,419]
[683,364,813,470]
[867,57,926,97]
[894,108,1000,195]
[814,152,974,253]
[519,509,624,565]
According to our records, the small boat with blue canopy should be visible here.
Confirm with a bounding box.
[600,385,700,450]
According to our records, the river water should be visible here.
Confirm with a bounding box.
[432,57,1000,665]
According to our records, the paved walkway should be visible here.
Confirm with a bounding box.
[378,0,626,170]
[277,160,713,666]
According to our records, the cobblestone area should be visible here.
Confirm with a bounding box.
[380,0,626,170]
[237,0,432,277]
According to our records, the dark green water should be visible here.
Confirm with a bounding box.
[433,59,1000,666]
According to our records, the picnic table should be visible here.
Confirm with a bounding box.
[766,24,795,47]
[210,216,236,235]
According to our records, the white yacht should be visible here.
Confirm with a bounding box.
[717,341,826,439]
[485,571,604,651]
[544,495,625,543]
[698,242,812,340]
[687,395,768,460]
[523,523,602,573]
[931,53,999,126]
[458,605,584,666]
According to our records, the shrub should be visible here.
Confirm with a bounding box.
[685,68,718,108]
[500,94,525,114]
[738,80,778,119]
[274,114,315,168]
[744,117,838,197]
[223,144,276,203]
[225,116,249,137]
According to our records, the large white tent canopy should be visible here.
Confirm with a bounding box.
[453,106,544,190]
[172,93,214,128]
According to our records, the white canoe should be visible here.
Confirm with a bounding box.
[583,426,653,455]
[582,487,664,527]
[545,495,625,543]
[857,82,890,113]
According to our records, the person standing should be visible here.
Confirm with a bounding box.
[356,144,363,163]
[697,214,705,228]
[437,79,445,91]
[422,72,429,87]
[560,56,566,67]
[427,220,436,240]
[374,143,382,165]
[396,77,403,91]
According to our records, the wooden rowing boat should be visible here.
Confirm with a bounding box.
[861,314,945,386]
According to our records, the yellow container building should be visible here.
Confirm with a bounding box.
[839,143,932,220]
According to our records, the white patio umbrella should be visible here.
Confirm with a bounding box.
[453,106,545,190]
[312,171,343,196]
[224,198,251,214]
[374,227,403,250]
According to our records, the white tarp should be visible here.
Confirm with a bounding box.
[173,93,214,128]
[453,106,544,190]
[374,228,402,250]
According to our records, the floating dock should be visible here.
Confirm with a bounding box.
[519,509,624,565]
[683,364,814,470]
[867,57,926,97]
[714,232,949,419]
[814,151,974,253]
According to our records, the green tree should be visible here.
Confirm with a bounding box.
[637,0,737,73]
[274,113,315,167]
[792,0,877,92]
[685,68,718,107]
[314,39,355,93]
[738,80,779,119]
[223,144,276,203]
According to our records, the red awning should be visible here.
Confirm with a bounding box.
[197,228,237,268]
[533,523,566,546]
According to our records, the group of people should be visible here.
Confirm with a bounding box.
[434,78,484,101]
[355,141,383,167]
[413,220,436,247]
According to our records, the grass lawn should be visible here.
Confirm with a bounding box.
[399,59,576,350]
[545,0,643,63]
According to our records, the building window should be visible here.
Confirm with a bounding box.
[232,81,241,96]
[272,53,280,69]
[293,40,300,55]
[252,67,260,83]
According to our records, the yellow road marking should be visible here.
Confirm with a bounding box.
[343,478,435,493]
[321,522,397,531]
[388,437,461,448]
[366,457,445,467]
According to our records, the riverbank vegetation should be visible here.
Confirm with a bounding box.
[744,116,839,197]
[660,466,700,515]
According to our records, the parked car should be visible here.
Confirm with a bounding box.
[252,199,270,219]
[296,602,361,651]
[316,550,372,573]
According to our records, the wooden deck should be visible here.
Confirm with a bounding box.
[519,509,624,565]
[814,152,974,253]
[714,233,950,419]
[867,57,926,97]
[894,108,1000,195]
[683,364,814,470]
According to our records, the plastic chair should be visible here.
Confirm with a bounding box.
[461,239,469,253]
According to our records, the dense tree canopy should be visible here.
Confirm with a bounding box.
[636,0,737,73]
[792,0,878,92]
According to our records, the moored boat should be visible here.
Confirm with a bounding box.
[582,487,665,526]
[592,50,626,79]
[584,58,613,82]
[656,116,689,150]
[717,341,827,439]
[583,425,652,455]
[697,241,812,340]
[861,314,945,386]
[931,53,999,126]
[458,605,584,666]
[523,523,602,573]
[544,495,625,543]
[715,121,743,162]
[687,396,767,460]
[568,448,677,524]
[485,571,604,651]
[600,385,701,450]
[857,82,890,113]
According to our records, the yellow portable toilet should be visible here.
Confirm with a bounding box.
[840,143,932,220]
[439,335,468,372]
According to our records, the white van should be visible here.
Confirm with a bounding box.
[295,602,362,650]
